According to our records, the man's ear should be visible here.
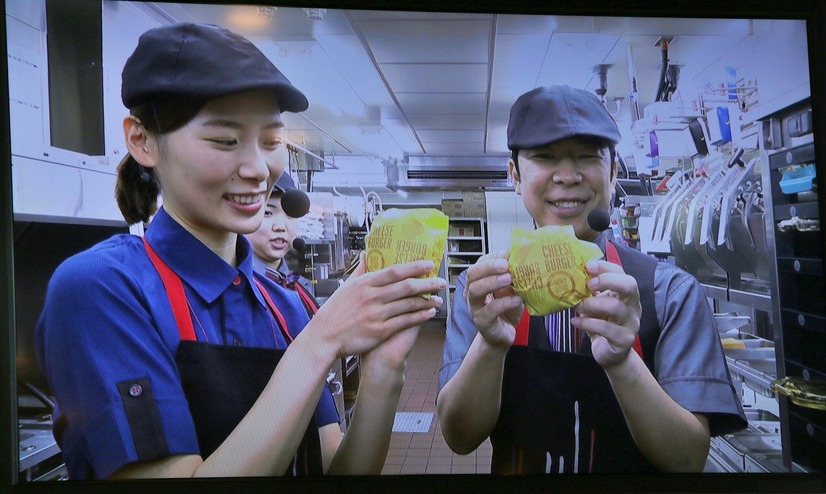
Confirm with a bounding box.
[123,115,158,168]
[508,158,521,195]
[609,155,619,189]
[610,155,620,208]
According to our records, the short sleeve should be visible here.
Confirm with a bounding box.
[653,264,747,436]
[35,240,199,479]
[438,270,479,393]
[314,387,340,428]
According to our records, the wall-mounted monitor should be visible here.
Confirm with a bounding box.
[2,0,825,493]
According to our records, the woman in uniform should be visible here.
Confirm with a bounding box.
[248,173,320,316]
[35,22,444,479]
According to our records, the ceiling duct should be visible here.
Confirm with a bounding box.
[398,154,512,190]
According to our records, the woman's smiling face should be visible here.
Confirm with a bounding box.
[151,90,287,243]
[248,193,297,265]
[510,136,616,241]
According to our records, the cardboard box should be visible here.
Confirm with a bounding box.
[441,199,464,217]
[449,225,476,236]
[462,191,485,203]
[463,202,487,218]
[462,191,486,212]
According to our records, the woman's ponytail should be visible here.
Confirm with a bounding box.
[115,153,159,225]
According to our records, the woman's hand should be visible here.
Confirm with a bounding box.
[571,260,642,368]
[359,296,442,376]
[310,252,445,359]
[465,251,523,351]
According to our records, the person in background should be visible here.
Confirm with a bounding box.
[436,85,746,474]
[248,173,318,315]
[35,22,444,480]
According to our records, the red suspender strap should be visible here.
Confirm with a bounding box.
[514,309,531,347]
[605,242,643,359]
[253,279,293,343]
[293,283,319,315]
[143,237,294,345]
[142,237,196,341]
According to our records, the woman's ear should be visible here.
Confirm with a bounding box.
[508,158,521,195]
[123,116,158,168]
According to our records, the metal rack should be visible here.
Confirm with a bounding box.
[443,217,487,320]
[759,98,825,472]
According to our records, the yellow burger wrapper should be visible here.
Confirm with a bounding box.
[364,208,448,292]
[509,225,604,316]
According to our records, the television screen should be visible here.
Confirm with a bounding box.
[2,0,825,493]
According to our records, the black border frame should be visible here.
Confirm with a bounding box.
[2,0,825,492]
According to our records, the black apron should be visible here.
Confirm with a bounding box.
[490,241,660,474]
[143,237,324,475]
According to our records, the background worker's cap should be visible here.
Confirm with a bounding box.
[507,85,621,150]
[272,173,310,218]
[272,173,298,194]
[121,22,308,112]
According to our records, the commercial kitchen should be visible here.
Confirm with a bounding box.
[6,0,824,481]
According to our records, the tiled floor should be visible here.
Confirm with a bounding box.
[381,319,492,475]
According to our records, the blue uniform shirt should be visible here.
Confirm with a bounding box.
[35,207,338,479]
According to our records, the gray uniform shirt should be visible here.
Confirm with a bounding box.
[438,233,747,436]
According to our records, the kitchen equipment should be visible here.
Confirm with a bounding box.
[702,154,770,292]
[714,312,751,334]
[744,408,782,434]
[724,333,777,397]
[772,376,826,410]
[670,175,719,280]
[778,163,816,195]
[315,263,330,279]
[345,195,367,228]
[715,432,786,473]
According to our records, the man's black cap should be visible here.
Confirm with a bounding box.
[121,23,308,112]
[507,85,621,150]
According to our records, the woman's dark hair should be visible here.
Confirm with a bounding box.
[511,135,617,177]
[115,95,208,224]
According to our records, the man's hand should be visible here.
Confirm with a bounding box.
[572,260,642,368]
[465,251,523,351]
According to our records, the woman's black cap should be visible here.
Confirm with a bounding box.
[121,23,308,112]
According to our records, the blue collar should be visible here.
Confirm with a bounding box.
[145,208,264,306]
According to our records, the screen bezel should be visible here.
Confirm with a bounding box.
[2,0,826,492]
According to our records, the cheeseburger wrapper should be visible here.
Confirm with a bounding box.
[509,225,604,316]
[364,208,448,297]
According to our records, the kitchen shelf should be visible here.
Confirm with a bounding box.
[728,288,773,313]
[444,218,487,319]
[701,282,729,302]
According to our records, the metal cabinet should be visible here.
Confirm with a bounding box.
[759,99,825,472]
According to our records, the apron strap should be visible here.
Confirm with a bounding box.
[512,240,643,358]
[514,310,531,347]
[143,236,294,344]
[253,278,294,343]
[143,237,196,341]
[292,282,320,315]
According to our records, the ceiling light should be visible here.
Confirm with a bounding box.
[257,6,275,17]
[304,8,326,20]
